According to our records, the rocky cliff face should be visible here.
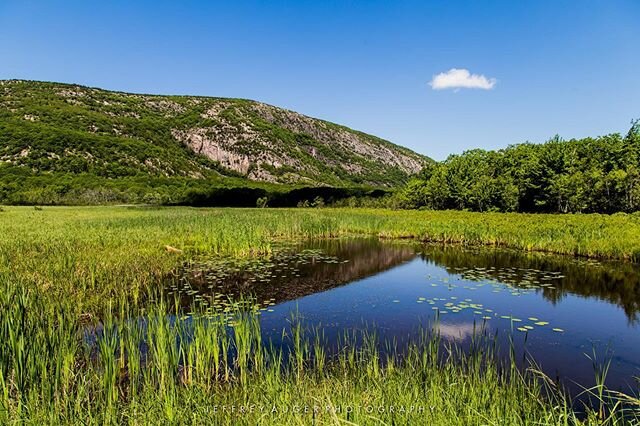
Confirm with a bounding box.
[0,80,431,186]
[171,100,427,184]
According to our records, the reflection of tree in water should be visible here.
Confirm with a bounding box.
[419,245,640,323]
[184,238,417,306]
[180,239,640,323]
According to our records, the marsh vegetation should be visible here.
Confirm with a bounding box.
[0,207,639,424]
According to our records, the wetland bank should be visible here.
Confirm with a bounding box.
[1,206,640,424]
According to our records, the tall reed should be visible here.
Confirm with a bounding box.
[1,206,639,423]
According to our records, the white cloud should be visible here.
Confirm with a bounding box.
[429,68,497,91]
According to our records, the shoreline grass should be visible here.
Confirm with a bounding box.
[2,291,637,425]
[1,205,638,312]
[1,206,639,310]
[3,206,640,260]
[1,206,640,423]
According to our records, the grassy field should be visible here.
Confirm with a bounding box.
[2,206,640,309]
[1,206,639,424]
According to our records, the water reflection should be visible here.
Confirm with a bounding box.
[420,245,640,323]
[181,239,640,323]
[437,322,479,341]
[181,239,416,307]
[176,238,640,391]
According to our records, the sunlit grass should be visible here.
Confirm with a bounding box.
[2,289,635,425]
[1,206,639,312]
[0,206,639,423]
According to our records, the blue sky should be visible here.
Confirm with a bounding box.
[1,1,638,160]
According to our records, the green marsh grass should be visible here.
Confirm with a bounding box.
[5,288,634,424]
[1,206,640,423]
[2,206,640,316]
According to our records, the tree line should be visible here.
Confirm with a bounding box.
[396,120,640,213]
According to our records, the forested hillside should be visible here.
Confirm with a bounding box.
[0,80,429,204]
[2,80,637,212]
[396,121,640,213]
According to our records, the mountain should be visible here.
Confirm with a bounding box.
[0,81,430,202]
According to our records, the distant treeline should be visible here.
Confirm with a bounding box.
[179,186,388,208]
[0,165,388,207]
[396,121,640,213]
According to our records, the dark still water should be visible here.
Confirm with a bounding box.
[177,238,640,393]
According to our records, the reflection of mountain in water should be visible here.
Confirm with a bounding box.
[419,245,640,323]
[185,239,417,306]
[181,238,640,323]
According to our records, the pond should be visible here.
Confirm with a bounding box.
[174,238,640,394]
